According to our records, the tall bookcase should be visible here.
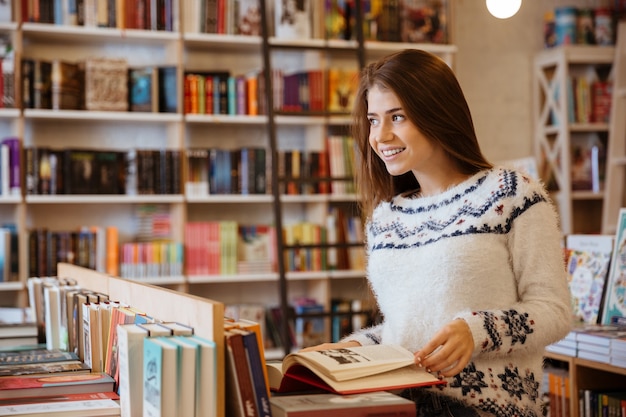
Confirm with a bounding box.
[0,1,456,357]
[533,44,615,235]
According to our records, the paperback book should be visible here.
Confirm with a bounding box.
[602,208,626,324]
[267,344,444,395]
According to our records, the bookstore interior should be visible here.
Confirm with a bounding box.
[0,0,625,416]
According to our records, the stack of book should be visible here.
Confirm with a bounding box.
[0,307,37,349]
[571,325,626,366]
[545,331,577,357]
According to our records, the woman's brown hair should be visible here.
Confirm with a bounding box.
[352,49,492,219]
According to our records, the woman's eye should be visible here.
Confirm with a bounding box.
[392,114,405,122]
[368,118,379,126]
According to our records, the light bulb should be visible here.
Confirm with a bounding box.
[486,0,522,19]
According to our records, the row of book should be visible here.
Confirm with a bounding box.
[226,297,375,356]
[9,275,220,417]
[24,147,181,196]
[28,227,121,285]
[184,0,262,36]
[13,0,451,45]
[184,69,263,116]
[24,207,364,284]
[186,147,269,196]
[272,0,448,44]
[271,68,358,114]
[567,76,612,125]
[0,307,37,348]
[5,142,357,197]
[277,136,357,196]
[22,58,178,113]
[543,364,626,417]
[21,0,178,31]
[187,140,357,198]
[22,60,357,117]
[183,66,360,117]
[283,212,365,273]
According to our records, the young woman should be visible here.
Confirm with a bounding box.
[303,49,572,417]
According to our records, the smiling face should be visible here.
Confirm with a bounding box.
[367,84,444,179]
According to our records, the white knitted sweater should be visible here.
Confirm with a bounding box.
[346,167,572,417]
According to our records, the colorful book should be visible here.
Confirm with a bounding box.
[565,245,612,324]
[228,328,272,417]
[143,337,177,417]
[224,329,259,417]
[602,208,626,324]
[0,372,115,399]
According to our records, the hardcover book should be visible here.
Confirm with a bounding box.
[267,344,445,395]
[270,391,416,417]
[51,60,83,110]
[143,337,177,417]
[84,57,128,111]
[274,0,311,39]
[0,359,91,377]
[63,149,96,195]
[128,66,156,112]
[400,0,449,44]
[0,372,115,399]
[225,329,260,417]
[157,66,178,113]
[602,208,626,325]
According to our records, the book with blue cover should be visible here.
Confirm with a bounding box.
[602,208,626,325]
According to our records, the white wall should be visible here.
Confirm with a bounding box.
[452,0,610,162]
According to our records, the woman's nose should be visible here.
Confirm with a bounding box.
[376,125,393,142]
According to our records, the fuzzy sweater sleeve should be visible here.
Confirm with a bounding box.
[455,196,572,357]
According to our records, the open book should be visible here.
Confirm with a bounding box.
[267,344,445,395]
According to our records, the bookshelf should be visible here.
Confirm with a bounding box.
[56,261,226,417]
[544,351,626,417]
[533,45,615,235]
[0,0,457,357]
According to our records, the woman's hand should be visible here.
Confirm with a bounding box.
[298,340,361,352]
[414,319,474,378]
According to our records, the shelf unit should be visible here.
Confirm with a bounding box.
[602,21,626,235]
[533,45,615,235]
[544,351,626,417]
[0,1,457,358]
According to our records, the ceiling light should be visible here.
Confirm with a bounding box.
[486,0,522,19]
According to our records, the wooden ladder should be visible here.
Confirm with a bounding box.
[602,21,626,234]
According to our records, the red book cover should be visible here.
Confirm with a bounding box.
[0,372,115,399]
[205,76,215,115]
[0,390,119,406]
